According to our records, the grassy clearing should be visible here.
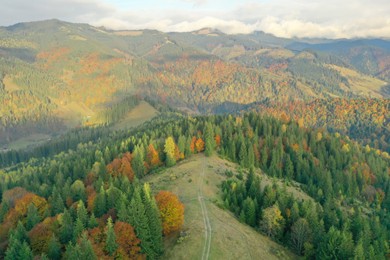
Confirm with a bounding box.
[5,133,51,150]
[3,75,21,92]
[144,154,299,260]
[328,65,387,98]
[111,101,158,131]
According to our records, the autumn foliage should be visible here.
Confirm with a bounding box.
[114,221,142,259]
[195,138,205,153]
[146,144,161,168]
[155,191,184,236]
[106,152,134,181]
[5,192,48,224]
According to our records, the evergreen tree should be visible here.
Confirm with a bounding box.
[47,235,61,260]
[79,233,97,260]
[204,123,215,157]
[13,221,28,243]
[93,186,106,217]
[239,140,248,167]
[0,201,9,222]
[5,234,22,260]
[60,209,73,244]
[129,188,155,258]
[244,198,256,226]
[76,200,88,227]
[142,183,164,256]
[18,242,33,260]
[247,144,255,168]
[63,242,81,260]
[51,192,65,215]
[73,217,84,242]
[88,213,98,229]
[132,146,145,177]
[105,217,118,256]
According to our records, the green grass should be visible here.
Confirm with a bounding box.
[144,154,299,260]
[110,101,158,131]
[6,133,51,150]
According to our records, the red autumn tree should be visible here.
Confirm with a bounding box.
[155,191,184,236]
[106,152,134,181]
[114,221,142,259]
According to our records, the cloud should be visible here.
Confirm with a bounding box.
[0,0,389,39]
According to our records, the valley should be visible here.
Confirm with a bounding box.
[0,17,389,260]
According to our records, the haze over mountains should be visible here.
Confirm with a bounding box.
[0,19,388,152]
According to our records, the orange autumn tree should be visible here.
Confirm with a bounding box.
[106,152,134,181]
[155,191,184,236]
[147,144,161,169]
[190,136,197,153]
[6,192,48,225]
[114,221,142,259]
[195,138,205,153]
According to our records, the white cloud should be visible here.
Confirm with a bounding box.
[1,0,389,39]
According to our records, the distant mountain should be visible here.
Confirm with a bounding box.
[0,19,389,150]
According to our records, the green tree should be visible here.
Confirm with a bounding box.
[60,209,73,244]
[204,123,215,157]
[26,203,41,230]
[260,205,284,239]
[47,235,61,260]
[132,146,145,177]
[105,217,118,256]
[142,183,164,256]
[88,213,98,229]
[319,226,354,260]
[93,186,106,217]
[76,200,88,227]
[290,218,311,255]
[79,233,97,260]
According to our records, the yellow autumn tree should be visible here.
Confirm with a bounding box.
[155,191,184,235]
[164,137,176,167]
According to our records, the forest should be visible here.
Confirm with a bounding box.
[0,112,389,259]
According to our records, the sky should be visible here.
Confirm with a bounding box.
[1,0,389,39]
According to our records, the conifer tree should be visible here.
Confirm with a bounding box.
[142,183,164,256]
[88,213,98,229]
[76,200,88,227]
[132,146,145,177]
[129,188,155,258]
[93,186,106,217]
[47,235,61,260]
[239,141,248,167]
[60,209,73,244]
[79,233,97,260]
[26,203,41,230]
[18,242,33,260]
[247,144,255,168]
[73,217,84,242]
[105,217,118,256]
[63,242,80,260]
[204,123,215,157]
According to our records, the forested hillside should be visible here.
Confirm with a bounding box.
[0,113,389,258]
[0,20,389,152]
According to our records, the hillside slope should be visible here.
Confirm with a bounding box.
[0,19,389,151]
[145,154,298,260]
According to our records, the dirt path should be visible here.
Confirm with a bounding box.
[199,158,211,260]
